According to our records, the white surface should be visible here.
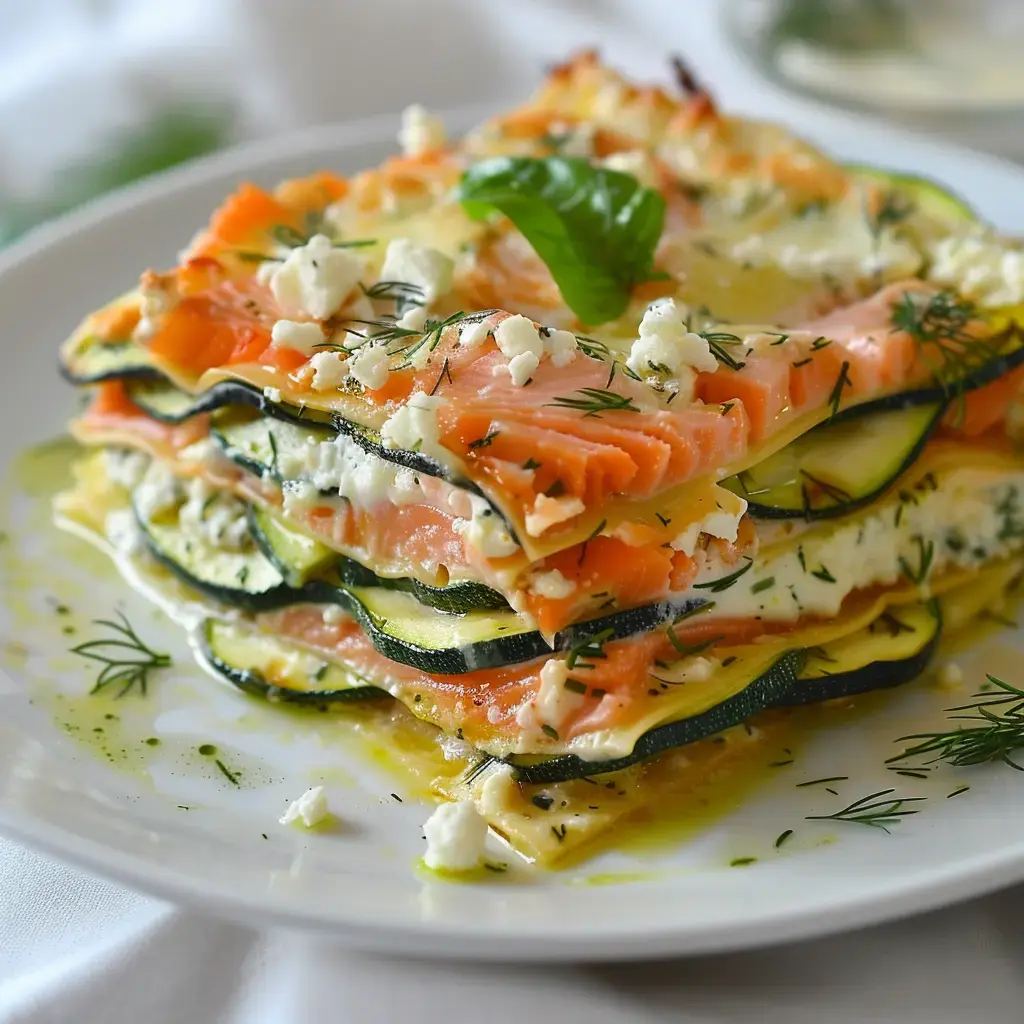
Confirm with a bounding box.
[5,1,1024,1020]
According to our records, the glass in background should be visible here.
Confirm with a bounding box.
[726,0,1024,160]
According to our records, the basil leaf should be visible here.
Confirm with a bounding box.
[457,157,666,326]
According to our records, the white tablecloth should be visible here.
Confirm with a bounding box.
[5,2,1024,1020]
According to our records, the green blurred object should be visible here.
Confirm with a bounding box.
[0,105,232,247]
[766,0,910,54]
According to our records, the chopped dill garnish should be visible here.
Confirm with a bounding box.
[70,611,172,698]
[547,387,640,418]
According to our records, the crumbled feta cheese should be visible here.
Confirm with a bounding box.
[516,658,585,736]
[178,478,251,550]
[494,314,543,363]
[380,392,446,458]
[422,801,488,872]
[524,494,586,537]
[507,351,540,386]
[459,319,491,348]
[396,306,428,331]
[543,328,578,368]
[528,568,576,599]
[281,480,320,517]
[270,234,364,320]
[279,431,417,509]
[306,350,350,391]
[379,238,454,307]
[321,605,346,625]
[105,508,144,556]
[627,299,718,387]
[453,497,519,558]
[348,343,391,391]
[271,319,325,355]
[493,315,576,385]
[135,463,182,520]
[104,449,149,490]
[670,500,748,556]
[279,786,330,828]
[263,386,283,404]
[929,232,1024,307]
[398,104,447,157]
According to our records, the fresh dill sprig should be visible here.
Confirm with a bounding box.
[546,388,640,418]
[699,331,747,372]
[361,279,425,312]
[70,611,172,698]
[805,787,926,832]
[827,360,851,419]
[889,290,1003,406]
[692,558,754,593]
[898,535,935,586]
[888,675,1024,770]
[565,627,614,670]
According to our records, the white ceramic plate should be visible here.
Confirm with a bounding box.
[3,107,1024,963]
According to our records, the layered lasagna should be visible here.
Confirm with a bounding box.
[55,53,1024,870]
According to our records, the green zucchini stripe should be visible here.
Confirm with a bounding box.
[134,501,708,675]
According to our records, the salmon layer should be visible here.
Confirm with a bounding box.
[71,381,759,634]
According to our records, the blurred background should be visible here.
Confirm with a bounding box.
[3,0,1023,247]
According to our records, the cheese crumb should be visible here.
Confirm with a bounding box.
[279,786,330,828]
[493,316,577,386]
[271,319,325,355]
[422,801,488,872]
[263,386,283,404]
[306,350,350,391]
[269,234,363,320]
[321,605,346,625]
[528,568,576,599]
[379,238,454,307]
[452,497,519,558]
[398,104,447,157]
[381,392,446,458]
[627,299,718,389]
[348,343,390,391]
[544,328,578,368]
[525,494,586,537]
[459,319,491,348]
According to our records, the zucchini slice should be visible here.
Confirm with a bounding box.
[724,402,944,519]
[61,339,160,385]
[137,496,710,673]
[210,407,519,543]
[510,600,940,783]
[211,411,334,484]
[248,504,509,612]
[783,599,940,706]
[135,502,296,611]
[846,163,976,226]
[200,619,387,704]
